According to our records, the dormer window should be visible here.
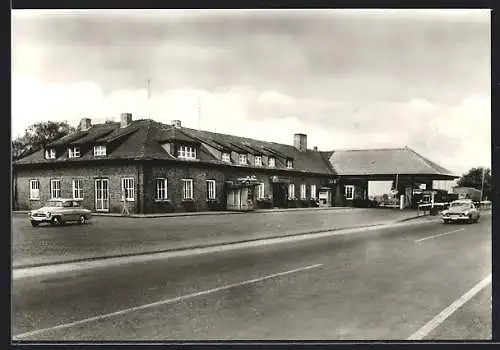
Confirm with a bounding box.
[178,145,197,159]
[255,155,262,166]
[45,148,56,159]
[268,157,276,167]
[286,159,293,169]
[93,145,107,156]
[239,154,247,165]
[68,147,80,158]
[222,152,231,162]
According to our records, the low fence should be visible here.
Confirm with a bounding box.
[417,201,492,216]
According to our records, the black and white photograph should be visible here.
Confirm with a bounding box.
[11,9,491,341]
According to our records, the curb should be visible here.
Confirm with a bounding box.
[13,222,393,270]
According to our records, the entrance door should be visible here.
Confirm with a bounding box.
[272,183,287,208]
[95,178,109,212]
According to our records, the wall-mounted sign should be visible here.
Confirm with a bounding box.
[271,176,291,183]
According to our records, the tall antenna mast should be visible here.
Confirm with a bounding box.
[197,96,201,130]
[147,78,152,119]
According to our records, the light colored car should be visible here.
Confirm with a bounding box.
[441,199,480,224]
[28,199,92,227]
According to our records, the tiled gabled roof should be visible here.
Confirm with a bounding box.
[14,118,454,179]
[327,147,457,177]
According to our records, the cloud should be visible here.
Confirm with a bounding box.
[11,78,490,175]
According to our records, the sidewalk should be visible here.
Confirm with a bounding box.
[13,206,355,218]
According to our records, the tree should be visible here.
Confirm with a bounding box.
[457,167,491,200]
[12,121,76,161]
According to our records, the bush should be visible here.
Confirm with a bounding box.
[287,199,297,208]
[156,200,175,213]
[300,199,310,208]
[182,200,197,212]
[207,199,224,211]
[256,199,272,209]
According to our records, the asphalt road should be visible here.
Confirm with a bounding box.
[12,216,491,341]
[12,208,420,267]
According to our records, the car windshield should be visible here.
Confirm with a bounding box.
[45,201,63,207]
[450,202,471,209]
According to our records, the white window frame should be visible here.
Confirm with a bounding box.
[257,182,265,199]
[286,159,293,169]
[300,184,307,199]
[182,179,194,200]
[72,179,84,200]
[93,145,107,156]
[255,156,262,166]
[45,149,56,159]
[222,152,231,162]
[288,183,295,199]
[178,145,197,159]
[29,180,40,200]
[155,178,168,201]
[68,147,81,158]
[239,154,247,165]
[268,157,276,167]
[345,185,355,200]
[50,179,61,199]
[121,178,135,202]
[310,184,317,199]
[206,180,216,200]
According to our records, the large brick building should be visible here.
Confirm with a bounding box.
[12,113,458,213]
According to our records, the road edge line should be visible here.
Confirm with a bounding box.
[407,274,492,341]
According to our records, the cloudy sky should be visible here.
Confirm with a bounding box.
[12,9,490,175]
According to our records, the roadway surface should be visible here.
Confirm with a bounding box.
[12,215,491,341]
[12,208,420,267]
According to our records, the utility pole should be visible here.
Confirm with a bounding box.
[480,167,486,201]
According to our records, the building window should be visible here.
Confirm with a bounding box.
[257,182,265,199]
[268,157,276,167]
[255,156,262,166]
[310,184,317,199]
[178,145,197,159]
[72,179,84,200]
[45,149,56,159]
[93,145,107,156]
[68,147,80,158]
[206,180,216,200]
[121,178,135,201]
[222,152,231,162]
[345,185,354,200]
[300,184,307,199]
[29,180,40,200]
[155,178,168,200]
[182,179,194,200]
[288,183,295,199]
[286,159,293,169]
[50,179,61,199]
[239,154,247,165]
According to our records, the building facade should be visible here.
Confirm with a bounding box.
[13,114,458,214]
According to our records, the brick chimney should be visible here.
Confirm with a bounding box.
[120,113,132,128]
[79,118,92,131]
[171,120,182,128]
[294,133,307,152]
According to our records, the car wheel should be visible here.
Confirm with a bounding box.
[474,217,479,223]
[30,221,39,227]
[51,216,62,225]
[78,215,86,225]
